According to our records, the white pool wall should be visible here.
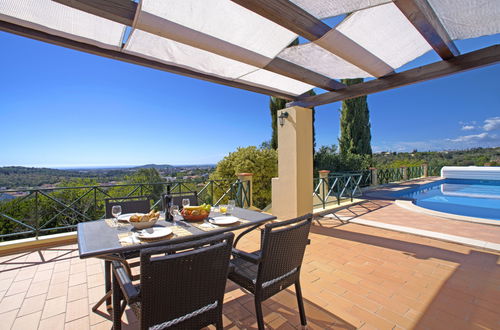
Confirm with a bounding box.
[441,166,500,180]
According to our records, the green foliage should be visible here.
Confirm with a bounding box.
[339,79,372,155]
[372,147,500,168]
[314,145,371,173]
[210,146,278,209]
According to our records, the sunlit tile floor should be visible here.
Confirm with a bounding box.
[0,218,499,329]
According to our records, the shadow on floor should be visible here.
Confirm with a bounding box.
[311,219,500,329]
[223,280,356,329]
[0,246,78,271]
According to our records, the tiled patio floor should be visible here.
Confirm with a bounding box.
[333,198,500,245]
[0,220,499,329]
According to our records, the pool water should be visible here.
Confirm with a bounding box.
[395,179,500,220]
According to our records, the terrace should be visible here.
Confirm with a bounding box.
[1,0,500,329]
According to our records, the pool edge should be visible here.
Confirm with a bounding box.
[395,199,500,226]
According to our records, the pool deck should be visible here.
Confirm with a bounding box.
[326,178,500,251]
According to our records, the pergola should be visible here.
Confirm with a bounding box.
[1,0,499,218]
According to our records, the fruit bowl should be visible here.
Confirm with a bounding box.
[181,204,211,222]
[182,213,209,222]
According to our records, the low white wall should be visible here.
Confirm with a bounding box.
[441,166,500,180]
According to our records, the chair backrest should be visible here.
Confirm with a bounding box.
[139,232,234,329]
[163,192,198,210]
[257,214,312,299]
[104,196,151,218]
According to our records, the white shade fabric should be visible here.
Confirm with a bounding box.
[0,0,125,50]
[124,29,256,80]
[125,29,314,96]
[428,0,500,40]
[290,0,390,19]
[336,2,432,70]
[278,43,371,79]
[0,0,497,96]
[138,0,297,59]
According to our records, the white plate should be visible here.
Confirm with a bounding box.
[209,216,239,225]
[137,227,173,240]
[117,213,144,221]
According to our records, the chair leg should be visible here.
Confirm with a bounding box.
[105,260,112,310]
[295,281,307,326]
[215,314,224,330]
[254,299,265,330]
[112,272,122,330]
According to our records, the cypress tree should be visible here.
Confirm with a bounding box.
[338,78,372,155]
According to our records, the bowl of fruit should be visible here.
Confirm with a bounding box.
[181,204,211,222]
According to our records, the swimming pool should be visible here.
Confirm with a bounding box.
[395,179,500,221]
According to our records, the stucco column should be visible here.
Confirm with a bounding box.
[272,106,313,219]
[370,167,378,186]
[422,163,429,177]
[237,173,253,208]
[402,167,408,181]
[318,170,330,207]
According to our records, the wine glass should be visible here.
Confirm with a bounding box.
[111,205,122,228]
[170,205,180,226]
[182,198,190,208]
[227,200,236,215]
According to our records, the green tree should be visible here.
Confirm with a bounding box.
[314,145,371,172]
[210,146,278,209]
[338,78,372,155]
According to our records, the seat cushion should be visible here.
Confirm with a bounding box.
[228,254,260,293]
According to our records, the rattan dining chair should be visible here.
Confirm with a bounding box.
[104,196,151,218]
[96,196,151,312]
[111,232,234,330]
[228,214,313,329]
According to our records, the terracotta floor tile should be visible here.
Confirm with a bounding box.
[0,309,19,329]
[11,310,42,330]
[0,292,25,312]
[47,281,69,299]
[32,269,53,283]
[68,283,88,302]
[42,295,67,319]
[18,293,47,316]
[65,297,89,322]
[38,313,66,330]
[6,278,31,296]
[65,316,90,330]
[26,280,50,297]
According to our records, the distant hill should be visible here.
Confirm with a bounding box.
[134,164,174,169]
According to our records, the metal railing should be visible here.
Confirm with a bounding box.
[0,179,249,241]
[313,173,363,209]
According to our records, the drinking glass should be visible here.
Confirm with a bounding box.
[219,205,227,214]
[182,198,190,208]
[111,205,122,227]
[227,200,236,215]
[170,205,180,226]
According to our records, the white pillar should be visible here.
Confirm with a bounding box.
[272,106,313,219]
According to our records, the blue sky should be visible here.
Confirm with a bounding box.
[0,31,499,168]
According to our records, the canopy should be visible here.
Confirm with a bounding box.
[1,0,499,101]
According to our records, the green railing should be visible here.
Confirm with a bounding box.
[313,173,363,209]
[377,167,404,184]
[407,166,424,179]
[428,165,443,177]
[0,179,249,241]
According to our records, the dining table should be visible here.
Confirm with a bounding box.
[76,207,276,323]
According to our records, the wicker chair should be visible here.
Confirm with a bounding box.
[96,196,151,312]
[111,232,234,330]
[104,196,151,218]
[228,214,312,329]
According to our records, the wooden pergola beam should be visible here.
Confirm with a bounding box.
[53,0,136,26]
[394,0,459,60]
[53,0,346,91]
[231,0,394,77]
[288,45,500,108]
[0,20,297,100]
